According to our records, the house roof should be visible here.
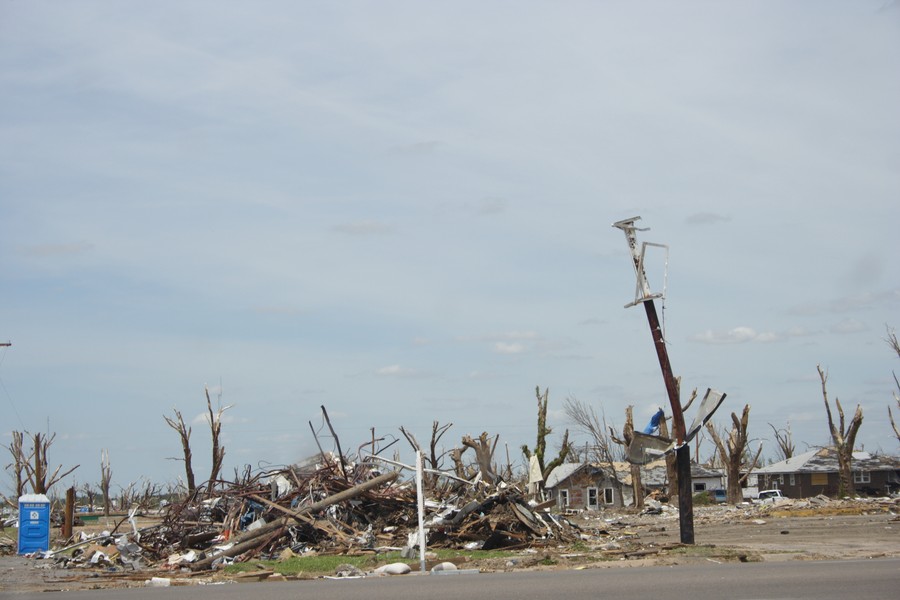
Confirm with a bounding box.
[544,462,584,488]
[546,460,725,489]
[754,448,900,475]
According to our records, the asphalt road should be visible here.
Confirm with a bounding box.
[3,558,897,600]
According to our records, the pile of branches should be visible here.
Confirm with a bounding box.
[130,451,575,571]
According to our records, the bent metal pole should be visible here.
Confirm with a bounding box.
[613,217,694,544]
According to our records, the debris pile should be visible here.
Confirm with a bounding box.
[11,453,578,575]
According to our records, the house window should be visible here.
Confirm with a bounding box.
[603,487,614,505]
[693,482,707,492]
[853,471,871,484]
[587,488,599,509]
[559,489,569,507]
[789,474,796,486]
[811,473,828,486]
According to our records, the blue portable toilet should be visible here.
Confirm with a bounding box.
[18,494,51,554]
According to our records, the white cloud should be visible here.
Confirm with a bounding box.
[493,342,525,354]
[375,364,431,379]
[690,326,778,344]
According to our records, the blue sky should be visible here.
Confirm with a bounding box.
[1,1,898,494]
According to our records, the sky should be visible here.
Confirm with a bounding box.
[1,1,898,496]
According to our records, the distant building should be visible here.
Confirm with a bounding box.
[544,460,726,510]
[544,462,623,510]
[752,448,900,498]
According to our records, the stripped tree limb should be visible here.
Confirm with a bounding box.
[610,406,642,508]
[462,432,498,484]
[768,423,795,461]
[522,386,569,482]
[205,386,231,494]
[164,408,196,495]
[885,325,900,443]
[818,364,863,497]
[706,405,761,505]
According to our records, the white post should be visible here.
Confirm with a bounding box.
[415,450,427,573]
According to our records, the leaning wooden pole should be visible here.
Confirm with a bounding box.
[644,298,694,544]
[613,216,694,544]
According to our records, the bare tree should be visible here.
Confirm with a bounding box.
[461,432,498,484]
[118,481,136,511]
[6,431,79,495]
[100,449,113,516]
[706,405,762,504]
[80,482,96,512]
[609,406,643,508]
[885,325,900,443]
[403,421,454,490]
[164,408,196,495]
[428,421,453,478]
[768,423,795,461]
[136,479,162,512]
[890,390,900,444]
[818,365,863,497]
[205,386,231,494]
[5,431,27,498]
[887,324,900,360]
[563,396,624,507]
[521,386,570,484]
[449,446,476,481]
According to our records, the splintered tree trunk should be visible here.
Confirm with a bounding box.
[462,433,498,484]
[450,447,474,480]
[706,405,761,505]
[206,387,230,494]
[522,386,569,482]
[428,421,453,489]
[32,433,47,494]
[7,431,26,498]
[100,449,112,516]
[818,365,863,497]
[610,406,643,508]
[164,409,196,494]
[624,407,643,508]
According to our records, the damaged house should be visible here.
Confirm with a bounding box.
[545,460,727,510]
[752,448,900,498]
[544,462,625,510]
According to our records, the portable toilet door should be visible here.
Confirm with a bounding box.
[18,494,51,554]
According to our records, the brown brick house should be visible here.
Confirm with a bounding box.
[751,448,900,498]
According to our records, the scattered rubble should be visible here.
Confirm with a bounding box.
[2,452,582,582]
[3,449,898,591]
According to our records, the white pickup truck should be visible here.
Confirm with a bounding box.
[756,489,785,502]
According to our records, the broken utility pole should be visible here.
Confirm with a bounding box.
[613,216,694,544]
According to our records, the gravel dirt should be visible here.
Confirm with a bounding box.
[1,498,898,593]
